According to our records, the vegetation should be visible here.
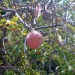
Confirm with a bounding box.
[0,0,75,75]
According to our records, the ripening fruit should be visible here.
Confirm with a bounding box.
[41,10,51,20]
[26,28,43,49]
[32,3,42,19]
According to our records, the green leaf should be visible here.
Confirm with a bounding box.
[19,73,26,75]
[0,19,6,24]
[67,24,75,33]
[68,10,75,17]
[11,16,19,22]
[13,45,20,57]
[68,65,73,71]
[7,31,12,42]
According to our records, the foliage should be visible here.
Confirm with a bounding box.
[0,0,75,75]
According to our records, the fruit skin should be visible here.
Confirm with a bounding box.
[26,29,43,49]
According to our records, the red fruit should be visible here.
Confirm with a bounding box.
[26,29,43,49]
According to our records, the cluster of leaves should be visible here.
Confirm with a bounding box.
[0,0,75,75]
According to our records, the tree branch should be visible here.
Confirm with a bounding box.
[0,66,21,73]
[35,24,60,30]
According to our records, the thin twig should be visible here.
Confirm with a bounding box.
[0,66,22,73]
